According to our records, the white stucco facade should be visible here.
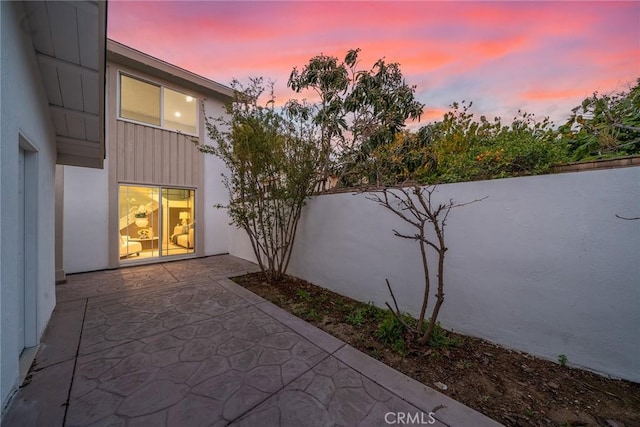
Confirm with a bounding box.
[202,98,232,256]
[230,167,640,382]
[1,2,57,409]
[63,162,111,273]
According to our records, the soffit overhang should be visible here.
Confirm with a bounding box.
[25,1,107,169]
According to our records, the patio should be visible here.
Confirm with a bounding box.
[2,255,499,426]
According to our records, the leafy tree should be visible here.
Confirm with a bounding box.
[434,104,566,182]
[197,78,326,283]
[369,101,567,185]
[360,129,436,186]
[561,79,640,160]
[288,49,424,188]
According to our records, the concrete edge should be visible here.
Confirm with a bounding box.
[215,277,269,306]
[215,277,345,355]
[255,301,345,355]
[333,345,503,427]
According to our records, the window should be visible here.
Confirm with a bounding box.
[119,73,198,135]
[164,87,197,134]
[120,75,160,126]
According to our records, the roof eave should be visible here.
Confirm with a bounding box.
[106,39,234,102]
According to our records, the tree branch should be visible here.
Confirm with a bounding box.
[615,214,640,221]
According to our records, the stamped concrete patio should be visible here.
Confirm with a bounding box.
[3,255,501,426]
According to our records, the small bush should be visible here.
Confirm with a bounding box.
[305,307,321,321]
[426,322,463,348]
[558,354,568,366]
[347,302,385,326]
[295,289,311,301]
[346,309,365,326]
[364,302,385,321]
[376,312,406,354]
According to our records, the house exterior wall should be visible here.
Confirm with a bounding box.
[230,166,640,382]
[202,98,232,256]
[63,161,110,274]
[63,60,231,273]
[108,63,203,188]
[0,2,58,409]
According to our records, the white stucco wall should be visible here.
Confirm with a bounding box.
[63,161,110,274]
[202,98,232,256]
[230,167,640,381]
[0,2,58,409]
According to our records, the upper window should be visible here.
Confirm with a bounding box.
[119,73,198,135]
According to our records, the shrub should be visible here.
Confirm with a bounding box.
[376,312,406,354]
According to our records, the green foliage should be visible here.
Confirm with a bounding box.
[304,307,321,322]
[288,49,424,188]
[368,102,568,185]
[376,312,406,354]
[424,322,463,348]
[346,309,365,326]
[364,301,386,321]
[558,354,568,366]
[346,302,385,326]
[295,289,311,301]
[560,79,640,160]
[333,79,639,187]
[198,78,326,283]
[372,310,463,354]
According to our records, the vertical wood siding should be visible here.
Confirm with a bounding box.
[115,120,200,187]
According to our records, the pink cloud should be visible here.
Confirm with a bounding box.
[108,1,640,125]
[521,88,589,102]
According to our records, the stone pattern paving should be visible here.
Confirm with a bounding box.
[68,304,327,426]
[233,356,442,427]
[56,264,178,303]
[3,255,500,427]
[56,255,259,303]
[79,279,250,356]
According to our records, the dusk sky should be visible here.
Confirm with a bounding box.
[108,1,640,128]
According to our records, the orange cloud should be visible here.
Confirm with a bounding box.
[422,107,448,122]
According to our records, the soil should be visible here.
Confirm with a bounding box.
[232,272,640,427]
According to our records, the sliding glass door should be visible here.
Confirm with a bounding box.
[162,187,195,257]
[119,184,195,262]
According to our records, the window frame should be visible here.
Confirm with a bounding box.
[117,71,199,137]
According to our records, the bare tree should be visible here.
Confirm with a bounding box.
[367,185,485,345]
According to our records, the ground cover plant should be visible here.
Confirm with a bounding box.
[233,273,640,427]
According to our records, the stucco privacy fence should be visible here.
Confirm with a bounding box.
[230,165,640,382]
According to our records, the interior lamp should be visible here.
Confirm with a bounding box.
[179,211,190,226]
